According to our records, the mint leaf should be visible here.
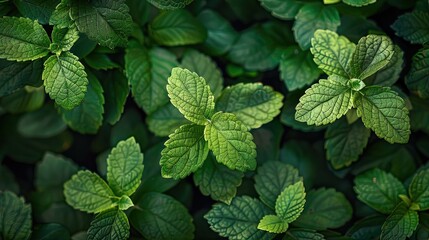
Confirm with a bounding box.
[193,155,243,204]
[275,181,306,223]
[50,2,73,28]
[293,3,340,50]
[15,0,59,25]
[204,112,257,172]
[0,59,42,97]
[18,103,65,137]
[355,86,410,144]
[295,76,354,126]
[101,71,129,125]
[406,48,429,98]
[43,51,88,110]
[70,0,132,48]
[147,103,188,137]
[343,0,376,6]
[0,191,32,240]
[87,208,129,240]
[310,29,355,78]
[365,45,404,87]
[50,25,79,53]
[64,170,116,213]
[160,124,208,179]
[130,192,194,240]
[146,0,193,10]
[380,202,419,240]
[216,83,283,129]
[258,0,303,20]
[0,16,50,61]
[392,11,429,45]
[117,195,133,210]
[167,67,215,125]
[205,196,274,240]
[257,215,288,233]
[35,152,78,191]
[84,52,120,71]
[354,168,406,214]
[283,229,325,240]
[409,169,429,211]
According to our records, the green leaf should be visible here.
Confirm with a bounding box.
[355,86,410,144]
[147,103,189,137]
[406,48,429,99]
[380,202,419,240]
[35,152,78,191]
[0,166,19,193]
[43,51,88,110]
[49,2,73,28]
[295,76,354,126]
[107,137,144,196]
[325,118,370,169]
[257,215,289,233]
[149,9,207,46]
[293,3,340,50]
[30,223,71,240]
[146,0,193,9]
[354,168,406,214]
[167,67,215,125]
[258,0,303,20]
[216,83,283,129]
[294,188,353,230]
[392,11,429,45]
[18,103,66,138]
[205,196,274,240]
[204,112,257,172]
[117,195,133,210]
[87,208,129,240]
[101,71,129,125]
[0,16,50,61]
[50,25,79,53]
[275,181,306,223]
[350,34,394,80]
[343,0,376,6]
[130,192,194,240]
[254,161,302,209]
[409,169,429,211]
[0,58,42,97]
[70,0,132,48]
[160,124,208,179]
[15,0,59,25]
[0,86,45,114]
[0,191,32,240]
[64,170,116,213]
[365,45,404,87]
[283,229,325,240]
[193,154,243,204]
[310,29,355,78]
[84,53,119,71]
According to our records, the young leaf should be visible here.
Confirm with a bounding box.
[258,0,303,20]
[355,86,410,144]
[50,2,73,28]
[43,51,88,110]
[257,215,289,233]
[354,168,406,214]
[160,124,208,179]
[295,76,354,126]
[64,170,116,213]
[87,208,129,240]
[392,11,429,45]
[0,16,50,61]
[167,67,215,125]
[70,0,133,48]
[310,29,355,78]
[406,48,429,98]
[409,169,429,211]
[50,25,79,53]
[204,112,257,172]
[35,152,78,191]
[0,191,32,240]
[343,0,376,6]
[380,202,419,240]
[147,103,189,137]
[275,181,306,223]
[146,0,193,10]
[0,58,43,97]
[205,196,274,240]
[107,137,144,196]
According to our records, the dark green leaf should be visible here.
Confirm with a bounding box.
[380,202,419,240]
[101,71,129,125]
[87,208,129,240]
[0,58,42,97]
[409,169,429,211]
[18,103,66,138]
[258,0,303,20]
[35,152,78,191]
[392,11,429,45]
[406,47,429,99]
[0,191,32,240]
[147,103,189,137]
[146,0,193,10]
[30,223,70,240]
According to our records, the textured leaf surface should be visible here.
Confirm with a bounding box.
[409,169,429,211]
[51,25,79,53]
[167,67,215,125]
[355,86,410,144]
[87,208,129,240]
[257,215,288,233]
[36,152,78,191]
[343,0,376,6]
[43,51,88,110]
[147,103,188,137]
[406,48,429,98]
[15,0,59,24]
[276,181,306,223]
[160,124,208,179]
[354,168,406,214]
[0,191,32,240]
[205,196,274,240]
[258,0,303,20]
[147,0,193,10]
[392,11,429,45]
[0,16,50,61]
[295,76,353,126]
[380,202,419,240]
[50,2,73,28]
[204,112,257,172]
[216,83,283,129]
[0,58,42,97]
[365,45,403,87]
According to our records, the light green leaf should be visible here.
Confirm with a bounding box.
[87,208,129,240]
[64,170,116,213]
[130,192,194,240]
[350,34,394,80]
[193,155,243,204]
[167,67,215,125]
[258,0,303,20]
[149,9,206,46]
[43,51,88,110]
[50,2,73,28]
[409,169,429,211]
[107,137,144,196]
[36,152,78,191]
[343,0,376,6]
[310,29,355,78]
[406,48,429,98]
[354,168,406,214]
[365,45,404,87]
[216,83,283,129]
[257,215,289,233]
[204,112,257,172]
[160,124,208,179]
[0,191,32,240]
[50,25,79,53]
[293,3,340,50]
[0,16,50,61]
[70,0,132,48]
[205,196,274,240]
[380,202,419,240]
[117,195,133,210]
[0,58,42,97]
[392,11,429,45]
[355,86,410,144]
[146,0,193,9]
[254,161,302,209]
[276,181,306,223]
[147,103,189,137]
[295,76,354,126]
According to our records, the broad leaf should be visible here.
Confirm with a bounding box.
[147,103,188,137]
[50,2,73,28]
[87,208,129,240]
[85,53,120,71]
[30,223,71,240]
[35,152,78,191]
[406,48,429,98]
[392,11,429,45]
[0,58,42,97]
[380,202,419,240]
[343,0,376,6]
[204,112,257,172]
[14,0,59,24]
[275,181,306,223]
[0,191,32,240]
[160,124,208,179]
[257,215,288,233]
[146,0,193,10]
[258,0,303,20]
[283,229,325,240]
[409,169,429,211]
[18,103,66,138]
[365,45,403,87]
[50,25,79,53]
[0,16,50,61]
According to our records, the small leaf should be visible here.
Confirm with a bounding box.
[50,25,79,53]
[146,0,193,10]
[147,103,189,137]
[343,0,376,7]
[392,11,429,45]
[87,208,130,240]
[275,181,306,223]
[35,152,78,191]
[409,169,429,211]
[0,191,32,240]
[117,195,133,210]
[257,215,289,233]
[380,202,419,240]
[406,48,429,98]
[258,0,303,20]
